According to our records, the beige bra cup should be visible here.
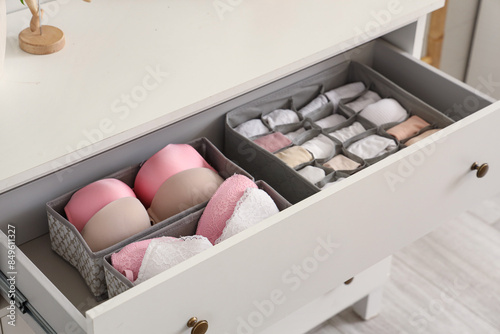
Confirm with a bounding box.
[147,168,224,224]
[81,197,151,252]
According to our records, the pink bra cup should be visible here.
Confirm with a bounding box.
[196,174,257,244]
[81,197,151,252]
[111,239,153,282]
[134,144,216,208]
[64,178,137,232]
[147,168,224,224]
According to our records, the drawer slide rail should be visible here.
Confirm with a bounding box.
[0,270,56,334]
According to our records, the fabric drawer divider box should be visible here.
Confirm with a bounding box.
[225,60,455,204]
[45,137,253,298]
[103,180,292,298]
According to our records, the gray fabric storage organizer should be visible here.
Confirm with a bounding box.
[46,137,252,298]
[103,180,291,298]
[225,61,454,204]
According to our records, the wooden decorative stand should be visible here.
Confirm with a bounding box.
[19,0,90,55]
[19,25,65,55]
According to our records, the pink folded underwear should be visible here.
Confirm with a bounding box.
[134,144,216,208]
[386,115,430,141]
[253,132,292,153]
[64,178,137,232]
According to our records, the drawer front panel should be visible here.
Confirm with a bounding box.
[87,100,500,333]
[260,257,392,334]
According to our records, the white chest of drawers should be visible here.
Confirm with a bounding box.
[1,1,499,333]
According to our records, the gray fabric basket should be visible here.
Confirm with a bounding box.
[46,137,252,298]
[103,180,292,298]
[225,60,454,204]
[316,171,352,189]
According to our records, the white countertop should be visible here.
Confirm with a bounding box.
[0,0,442,192]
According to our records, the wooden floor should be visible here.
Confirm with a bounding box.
[309,193,500,334]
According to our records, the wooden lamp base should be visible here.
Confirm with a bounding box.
[19,25,65,55]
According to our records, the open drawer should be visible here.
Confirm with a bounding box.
[0,39,498,334]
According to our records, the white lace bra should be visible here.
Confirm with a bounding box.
[215,187,279,244]
[135,236,213,284]
[119,185,280,284]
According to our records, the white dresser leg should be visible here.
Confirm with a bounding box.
[352,286,384,320]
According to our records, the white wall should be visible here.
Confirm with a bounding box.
[465,0,500,100]
[7,0,51,14]
[439,0,479,81]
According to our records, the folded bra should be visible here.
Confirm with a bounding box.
[147,168,224,224]
[111,239,152,281]
[135,236,213,284]
[64,178,137,232]
[195,174,257,244]
[82,197,150,252]
[215,187,279,244]
[134,144,216,208]
[112,176,281,283]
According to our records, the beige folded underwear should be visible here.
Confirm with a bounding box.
[274,146,313,168]
[323,154,360,171]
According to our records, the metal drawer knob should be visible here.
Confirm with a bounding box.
[187,317,208,334]
[471,162,489,178]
